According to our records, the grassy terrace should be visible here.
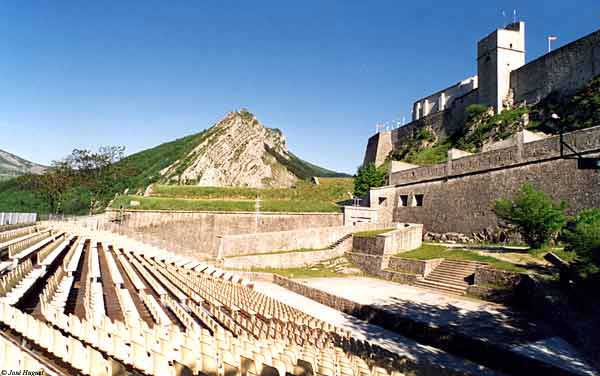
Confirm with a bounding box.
[151,178,354,201]
[236,257,363,278]
[397,244,528,273]
[111,195,341,212]
[225,248,326,258]
[353,228,395,238]
[111,178,354,213]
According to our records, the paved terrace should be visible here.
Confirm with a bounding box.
[296,277,597,376]
[254,281,500,376]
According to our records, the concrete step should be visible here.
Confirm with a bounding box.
[434,263,479,271]
[441,259,487,267]
[413,279,468,295]
[427,269,474,279]
[426,275,470,286]
[430,266,476,275]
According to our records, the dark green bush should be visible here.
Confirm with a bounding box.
[563,209,600,272]
[354,163,386,198]
[494,183,567,249]
[465,104,488,121]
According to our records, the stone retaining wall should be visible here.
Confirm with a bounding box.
[345,252,418,284]
[352,224,423,256]
[388,257,444,276]
[222,239,351,269]
[218,222,388,258]
[474,266,524,288]
[368,126,600,236]
[102,209,344,257]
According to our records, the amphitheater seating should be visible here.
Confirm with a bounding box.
[8,230,58,261]
[37,234,74,267]
[0,224,405,376]
[0,224,40,245]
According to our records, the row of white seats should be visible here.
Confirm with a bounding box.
[140,292,172,327]
[0,225,39,246]
[1,267,45,305]
[104,250,124,286]
[48,275,74,312]
[114,249,146,290]
[89,282,106,325]
[38,235,75,267]
[88,242,101,279]
[1,301,127,376]
[126,253,167,296]
[8,230,57,260]
[65,238,86,273]
[0,330,54,375]
[0,259,33,297]
[116,288,140,326]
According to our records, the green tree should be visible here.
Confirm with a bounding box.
[493,183,567,249]
[63,146,126,214]
[354,163,386,198]
[29,160,74,214]
[563,209,600,270]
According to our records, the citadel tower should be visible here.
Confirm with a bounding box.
[477,21,525,111]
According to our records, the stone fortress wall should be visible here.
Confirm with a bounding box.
[102,209,343,258]
[363,22,600,166]
[363,90,478,166]
[510,28,600,105]
[368,125,600,234]
[411,76,478,120]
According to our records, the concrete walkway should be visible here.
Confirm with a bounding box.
[253,280,500,376]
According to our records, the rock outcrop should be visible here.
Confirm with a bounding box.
[160,109,334,188]
[0,149,46,180]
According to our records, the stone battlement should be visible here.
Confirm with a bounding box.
[384,125,600,186]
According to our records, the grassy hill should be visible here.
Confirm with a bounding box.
[0,118,350,214]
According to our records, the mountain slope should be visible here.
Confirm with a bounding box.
[0,149,46,181]
[157,109,346,188]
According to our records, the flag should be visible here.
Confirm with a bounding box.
[548,35,558,41]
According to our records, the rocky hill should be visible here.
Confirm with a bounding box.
[158,109,345,188]
[0,149,46,181]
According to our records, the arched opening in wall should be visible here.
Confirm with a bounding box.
[415,194,424,207]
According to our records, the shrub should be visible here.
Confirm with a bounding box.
[353,163,386,198]
[493,183,567,249]
[465,104,489,121]
[563,209,600,268]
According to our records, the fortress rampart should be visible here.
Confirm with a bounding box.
[363,23,600,167]
[511,28,600,105]
[369,125,600,234]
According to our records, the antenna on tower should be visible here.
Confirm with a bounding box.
[513,9,517,23]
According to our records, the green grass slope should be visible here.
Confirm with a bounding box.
[111,177,354,213]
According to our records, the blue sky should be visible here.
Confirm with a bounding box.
[1,1,598,173]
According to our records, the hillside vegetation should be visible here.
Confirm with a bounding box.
[0,110,348,215]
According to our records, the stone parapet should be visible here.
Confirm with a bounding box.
[351,223,423,256]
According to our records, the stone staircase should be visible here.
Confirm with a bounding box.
[413,259,487,295]
[328,234,352,250]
